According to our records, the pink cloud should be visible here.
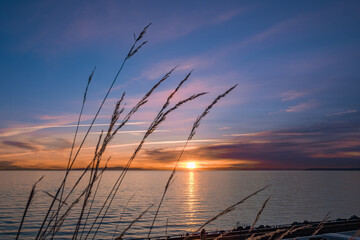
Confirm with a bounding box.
[151,15,310,75]
[15,3,138,54]
[108,138,218,149]
[285,100,318,113]
[231,16,306,50]
[134,56,216,81]
[281,90,306,101]
[149,7,247,42]
[16,2,249,55]
[212,9,245,23]
[326,110,358,117]
[269,99,319,115]
[226,131,270,137]
[218,127,232,130]
[0,121,148,138]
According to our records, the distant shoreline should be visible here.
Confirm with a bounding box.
[1,168,359,171]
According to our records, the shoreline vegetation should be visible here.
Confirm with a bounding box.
[153,216,360,240]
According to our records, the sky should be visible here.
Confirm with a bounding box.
[0,0,359,170]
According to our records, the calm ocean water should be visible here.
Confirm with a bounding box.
[0,170,359,239]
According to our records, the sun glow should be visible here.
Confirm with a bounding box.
[186,162,197,169]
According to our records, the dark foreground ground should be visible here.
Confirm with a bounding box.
[150,216,360,240]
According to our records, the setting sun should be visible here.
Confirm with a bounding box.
[186,162,197,169]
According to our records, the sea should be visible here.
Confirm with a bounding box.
[0,170,359,239]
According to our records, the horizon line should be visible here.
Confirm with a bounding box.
[1,167,359,171]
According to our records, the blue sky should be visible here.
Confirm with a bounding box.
[0,0,359,169]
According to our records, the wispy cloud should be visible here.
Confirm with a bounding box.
[226,131,322,137]
[2,140,38,150]
[143,121,360,169]
[89,129,169,136]
[212,9,244,23]
[0,121,148,138]
[134,57,216,81]
[285,100,318,112]
[0,138,220,169]
[150,7,248,42]
[270,99,318,114]
[139,17,305,81]
[107,139,218,149]
[0,160,25,170]
[229,15,306,51]
[1,137,71,152]
[2,119,359,169]
[218,127,232,131]
[326,110,358,117]
[39,115,68,120]
[281,90,306,101]
[14,2,249,55]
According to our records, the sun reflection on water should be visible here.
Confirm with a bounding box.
[186,171,196,225]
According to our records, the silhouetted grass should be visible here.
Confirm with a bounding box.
[312,211,331,236]
[147,84,238,238]
[16,176,43,240]
[112,194,135,239]
[194,185,270,233]
[249,196,271,232]
[116,203,155,240]
[87,84,207,240]
[16,24,246,240]
[36,23,153,240]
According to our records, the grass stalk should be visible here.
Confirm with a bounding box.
[36,24,151,239]
[22,24,248,240]
[147,84,238,238]
[194,185,270,233]
[82,67,180,239]
[54,67,95,239]
[112,194,136,239]
[274,224,312,240]
[115,203,155,240]
[42,132,105,239]
[41,191,68,206]
[16,176,44,240]
[46,66,176,239]
[246,229,286,240]
[249,196,271,232]
[45,163,110,238]
[87,91,207,239]
[72,95,126,239]
[312,211,331,236]
[80,157,111,239]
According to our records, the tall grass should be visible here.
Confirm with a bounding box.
[35,23,152,240]
[147,84,238,238]
[15,24,266,240]
[16,176,43,240]
[249,196,271,233]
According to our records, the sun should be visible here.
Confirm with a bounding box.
[186,162,197,169]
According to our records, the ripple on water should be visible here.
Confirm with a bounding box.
[0,170,359,239]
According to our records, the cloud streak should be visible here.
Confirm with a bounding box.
[2,140,38,150]
[326,110,358,117]
[142,120,360,169]
[0,121,148,138]
[270,99,318,115]
[281,90,307,102]
[285,100,318,112]
[212,8,245,23]
[0,161,25,170]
